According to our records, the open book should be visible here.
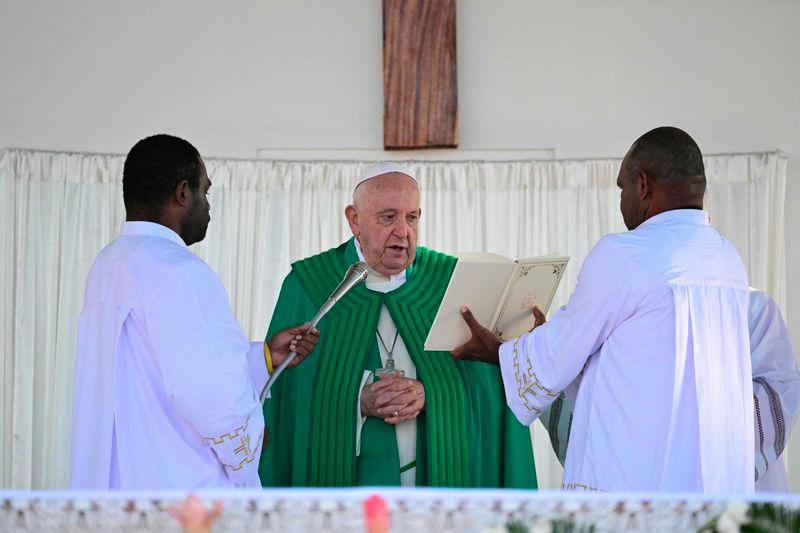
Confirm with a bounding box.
[424,253,569,351]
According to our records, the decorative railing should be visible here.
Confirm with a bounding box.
[3,488,799,532]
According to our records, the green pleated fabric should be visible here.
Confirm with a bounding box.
[292,243,472,486]
[382,250,471,486]
[259,238,538,489]
[292,245,381,485]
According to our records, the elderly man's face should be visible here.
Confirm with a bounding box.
[345,172,420,276]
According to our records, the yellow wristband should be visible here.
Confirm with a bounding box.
[264,342,274,373]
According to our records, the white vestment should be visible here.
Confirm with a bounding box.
[500,209,754,492]
[72,221,268,489]
[544,289,800,492]
[750,289,800,491]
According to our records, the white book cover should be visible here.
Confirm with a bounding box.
[424,253,569,351]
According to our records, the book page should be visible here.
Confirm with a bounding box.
[455,252,511,263]
[493,257,569,342]
[424,257,516,351]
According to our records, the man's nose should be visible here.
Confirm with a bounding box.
[392,217,409,238]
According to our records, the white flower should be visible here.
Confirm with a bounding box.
[716,502,750,533]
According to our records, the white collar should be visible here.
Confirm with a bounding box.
[120,221,187,247]
[638,209,710,229]
[354,237,407,283]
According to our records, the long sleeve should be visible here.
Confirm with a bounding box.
[499,237,637,426]
[145,261,265,486]
[541,393,572,467]
[246,341,269,392]
[749,291,800,489]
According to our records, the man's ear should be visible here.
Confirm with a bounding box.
[344,204,359,236]
[637,170,653,201]
[174,180,192,207]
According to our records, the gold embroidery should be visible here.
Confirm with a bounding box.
[525,357,558,398]
[205,416,264,473]
[561,482,601,492]
[513,340,541,413]
[222,432,263,472]
[234,434,252,457]
[204,415,251,445]
[223,455,255,471]
[512,339,556,413]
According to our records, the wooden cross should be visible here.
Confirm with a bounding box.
[383,0,459,149]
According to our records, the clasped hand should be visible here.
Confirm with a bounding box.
[360,376,425,424]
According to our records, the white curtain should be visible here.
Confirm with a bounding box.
[0,148,787,489]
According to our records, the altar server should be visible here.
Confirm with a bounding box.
[454,126,754,492]
[71,134,319,489]
[544,288,800,492]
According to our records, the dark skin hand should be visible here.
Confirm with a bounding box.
[261,323,320,452]
[530,306,547,330]
[267,322,320,368]
[451,305,546,364]
[361,375,425,424]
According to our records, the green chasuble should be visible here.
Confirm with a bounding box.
[259,238,537,488]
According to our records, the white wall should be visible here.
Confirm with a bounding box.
[2,0,798,487]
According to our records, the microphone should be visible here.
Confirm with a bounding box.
[259,261,369,403]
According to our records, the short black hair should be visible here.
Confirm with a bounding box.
[626,126,706,193]
[122,134,202,217]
